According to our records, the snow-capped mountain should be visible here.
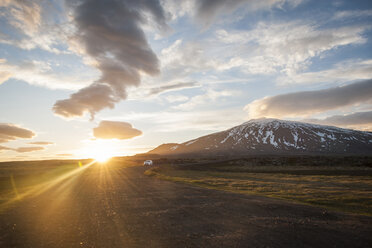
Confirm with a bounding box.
[148,118,372,156]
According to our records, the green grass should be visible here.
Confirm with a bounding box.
[146,164,372,216]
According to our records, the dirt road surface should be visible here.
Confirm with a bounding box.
[0,164,371,247]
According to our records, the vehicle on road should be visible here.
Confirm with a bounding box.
[143,160,153,166]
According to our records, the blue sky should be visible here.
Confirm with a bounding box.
[0,0,372,161]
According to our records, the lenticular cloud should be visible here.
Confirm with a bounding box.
[93,121,142,140]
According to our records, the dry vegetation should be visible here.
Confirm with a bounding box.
[146,159,372,216]
[0,157,141,211]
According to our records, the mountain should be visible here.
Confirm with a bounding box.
[148,118,372,157]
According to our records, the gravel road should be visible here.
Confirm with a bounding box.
[0,164,371,247]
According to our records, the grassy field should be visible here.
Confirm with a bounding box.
[0,159,94,210]
[0,157,142,211]
[146,163,372,216]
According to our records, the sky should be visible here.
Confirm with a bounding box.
[0,0,372,161]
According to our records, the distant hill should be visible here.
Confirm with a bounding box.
[148,118,372,157]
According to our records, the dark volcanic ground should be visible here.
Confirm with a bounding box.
[0,164,371,248]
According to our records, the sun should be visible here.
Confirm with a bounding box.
[94,153,112,163]
[79,140,117,163]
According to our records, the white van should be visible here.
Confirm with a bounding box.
[143,160,153,166]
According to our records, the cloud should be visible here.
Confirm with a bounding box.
[333,10,372,20]
[15,146,45,153]
[0,145,12,151]
[93,121,142,140]
[0,59,94,90]
[215,22,368,77]
[28,141,54,145]
[0,145,45,153]
[0,1,69,53]
[278,59,372,85]
[53,0,168,119]
[164,94,189,103]
[0,123,36,143]
[148,81,199,95]
[304,111,372,130]
[244,79,372,118]
[194,0,303,28]
[174,89,237,110]
[119,108,244,132]
[0,0,41,35]
[158,39,215,81]
[53,83,117,119]
[0,71,12,84]
[56,153,74,157]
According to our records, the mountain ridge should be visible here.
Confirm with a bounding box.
[148,118,372,157]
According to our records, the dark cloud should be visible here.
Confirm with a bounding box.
[149,81,199,95]
[305,111,372,127]
[245,79,372,118]
[53,0,168,119]
[15,146,45,153]
[53,84,117,119]
[0,123,35,143]
[28,141,54,145]
[93,121,142,140]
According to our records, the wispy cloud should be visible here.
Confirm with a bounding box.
[332,10,372,20]
[164,0,304,28]
[0,0,41,35]
[174,89,237,110]
[28,141,54,145]
[0,145,45,154]
[0,145,12,151]
[278,59,372,85]
[0,0,70,53]
[148,81,199,95]
[215,22,369,77]
[0,59,94,90]
[15,146,45,153]
[164,94,190,103]
[119,108,244,132]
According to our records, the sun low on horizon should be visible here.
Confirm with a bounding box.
[77,139,121,163]
[0,0,372,162]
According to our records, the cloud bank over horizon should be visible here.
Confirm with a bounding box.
[245,79,372,118]
[302,111,372,131]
